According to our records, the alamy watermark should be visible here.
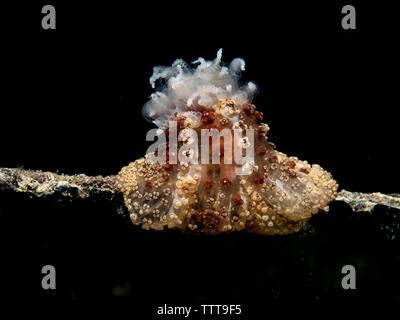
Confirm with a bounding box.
[41,264,56,290]
[341,264,356,290]
[145,122,255,175]
[341,5,356,30]
[41,5,56,30]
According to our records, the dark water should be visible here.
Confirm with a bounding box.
[1,1,399,317]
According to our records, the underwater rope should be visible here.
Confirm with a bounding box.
[1,49,398,235]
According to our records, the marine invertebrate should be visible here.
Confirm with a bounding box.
[1,50,399,236]
[116,50,339,235]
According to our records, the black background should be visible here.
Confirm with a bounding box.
[1,1,399,317]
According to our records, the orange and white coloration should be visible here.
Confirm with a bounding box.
[116,50,338,235]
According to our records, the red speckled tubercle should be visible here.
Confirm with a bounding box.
[116,99,338,235]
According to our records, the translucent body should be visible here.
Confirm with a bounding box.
[116,51,338,235]
[117,99,338,235]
